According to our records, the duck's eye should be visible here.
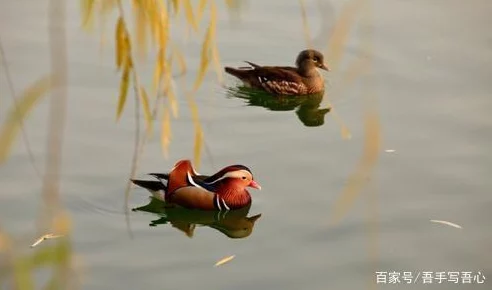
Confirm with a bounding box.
[313,57,319,62]
[242,176,247,180]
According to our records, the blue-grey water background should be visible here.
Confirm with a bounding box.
[1,0,491,289]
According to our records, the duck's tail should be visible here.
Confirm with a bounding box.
[224,66,250,80]
[131,179,167,201]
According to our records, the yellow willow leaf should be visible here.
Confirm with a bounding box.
[210,1,217,36]
[196,0,208,23]
[171,0,180,15]
[165,81,178,118]
[183,0,198,31]
[0,75,52,163]
[158,3,170,46]
[214,255,235,267]
[339,57,369,92]
[81,0,95,30]
[187,93,203,168]
[329,109,380,225]
[325,0,362,70]
[299,0,313,48]
[193,129,203,169]
[224,0,237,8]
[152,49,165,92]
[193,20,213,91]
[208,2,220,82]
[139,86,153,134]
[160,107,171,157]
[0,232,11,251]
[146,1,157,44]
[341,125,352,140]
[173,47,187,75]
[211,43,223,85]
[101,0,117,14]
[52,210,72,234]
[13,256,34,290]
[115,17,126,70]
[116,63,130,120]
[134,1,147,59]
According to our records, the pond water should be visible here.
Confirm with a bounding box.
[0,0,491,289]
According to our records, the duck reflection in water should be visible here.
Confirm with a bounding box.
[132,198,262,239]
[227,87,331,127]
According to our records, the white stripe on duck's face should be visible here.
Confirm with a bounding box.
[204,169,253,185]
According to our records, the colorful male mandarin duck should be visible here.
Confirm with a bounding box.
[224,49,329,96]
[131,160,261,211]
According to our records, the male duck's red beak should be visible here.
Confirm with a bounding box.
[248,180,261,190]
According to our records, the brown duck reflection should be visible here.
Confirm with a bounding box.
[132,198,261,239]
[226,87,331,127]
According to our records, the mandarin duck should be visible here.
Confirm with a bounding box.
[224,49,329,96]
[131,160,261,211]
[133,199,262,239]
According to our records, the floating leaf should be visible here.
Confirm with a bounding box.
[0,75,52,163]
[430,220,462,229]
[116,63,131,120]
[214,255,235,267]
[30,233,63,248]
[139,86,153,133]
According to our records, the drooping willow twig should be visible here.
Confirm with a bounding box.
[0,37,42,180]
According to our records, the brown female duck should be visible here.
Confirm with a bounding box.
[132,160,261,211]
[225,49,330,96]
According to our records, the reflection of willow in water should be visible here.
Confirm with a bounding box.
[133,198,261,239]
[226,87,331,127]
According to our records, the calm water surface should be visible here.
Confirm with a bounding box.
[0,0,491,289]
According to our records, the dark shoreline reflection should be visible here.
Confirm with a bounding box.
[226,86,331,127]
[132,198,262,239]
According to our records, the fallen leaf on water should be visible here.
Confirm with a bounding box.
[30,233,63,248]
[430,220,462,229]
[214,255,235,267]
